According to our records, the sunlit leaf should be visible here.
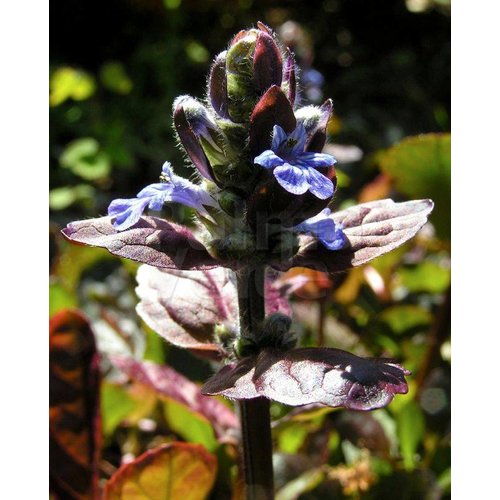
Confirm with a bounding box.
[49,184,96,210]
[277,424,310,454]
[60,138,111,181]
[202,348,410,411]
[100,62,133,94]
[276,467,325,500]
[397,261,450,294]
[287,199,434,273]
[163,399,219,452]
[104,443,217,499]
[379,305,432,335]
[101,382,137,437]
[49,310,101,499]
[50,67,96,106]
[396,400,425,470]
[49,282,77,316]
[62,216,219,270]
[379,133,450,239]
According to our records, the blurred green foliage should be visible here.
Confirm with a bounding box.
[50,0,450,498]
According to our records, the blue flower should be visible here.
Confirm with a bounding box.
[254,124,336,199]
[294,208,347,250]
[108,162,217,231]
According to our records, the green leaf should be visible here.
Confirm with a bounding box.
[104,442,217,499]
[397,261,450,294]
[101,382,137,436]
[185,40,210,63]
[163,399,219,452]
[100,62,133,94]
[379,133,450,239]
[396,400,425,470]
[276,467,325,500]
[60,138,111,181]
[50,67,96,106]
[379,305,432,334]
[49,184,96,210]
[277,423,309,454]
[49,282,77,316]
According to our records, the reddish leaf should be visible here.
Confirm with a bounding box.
[208,52,229,118]
[283,199,434,273]
[135,265,236,352]
[62,216,219,270]
[249,85,296,156]
[104,443,217,499]
[202,347,410,411]
[253,31,283,93]
[110,355,239,438]
[49,310,101,499]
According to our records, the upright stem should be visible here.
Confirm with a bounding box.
[236,266,274,500]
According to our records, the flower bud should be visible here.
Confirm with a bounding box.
[282,48,297,106]
[224,25,284,123]
[295,99,333,152]
[173,95,228,182]
[208,51,229,119]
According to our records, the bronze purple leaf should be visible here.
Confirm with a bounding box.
[62,216,219,270]
[201,347,410,411]
[283,199,434,273]
[135,265,236,352]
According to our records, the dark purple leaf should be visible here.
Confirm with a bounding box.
[253,31,283,93]
[49,310,101,499]
[110,355,239,438]
[202,347,410,411]
[135,265,235,352]
[201,357,259,400]
[249,85,296,157]
[173,104,215,181]
[62,216,219,270]
[282,199,434,273]
[208,53,229,119]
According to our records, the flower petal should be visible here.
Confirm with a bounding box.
[108,197,150,231]
[254,149,284,169]
[297,152,336,168]
[287,123,307,156]
[273,164,309,195]
[271,124,287,151]
[295,208,347,250]
[306,167,335,200]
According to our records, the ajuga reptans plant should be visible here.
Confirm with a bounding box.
[63,22,434,499]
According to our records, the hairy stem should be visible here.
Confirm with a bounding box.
[236,266,274,500]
